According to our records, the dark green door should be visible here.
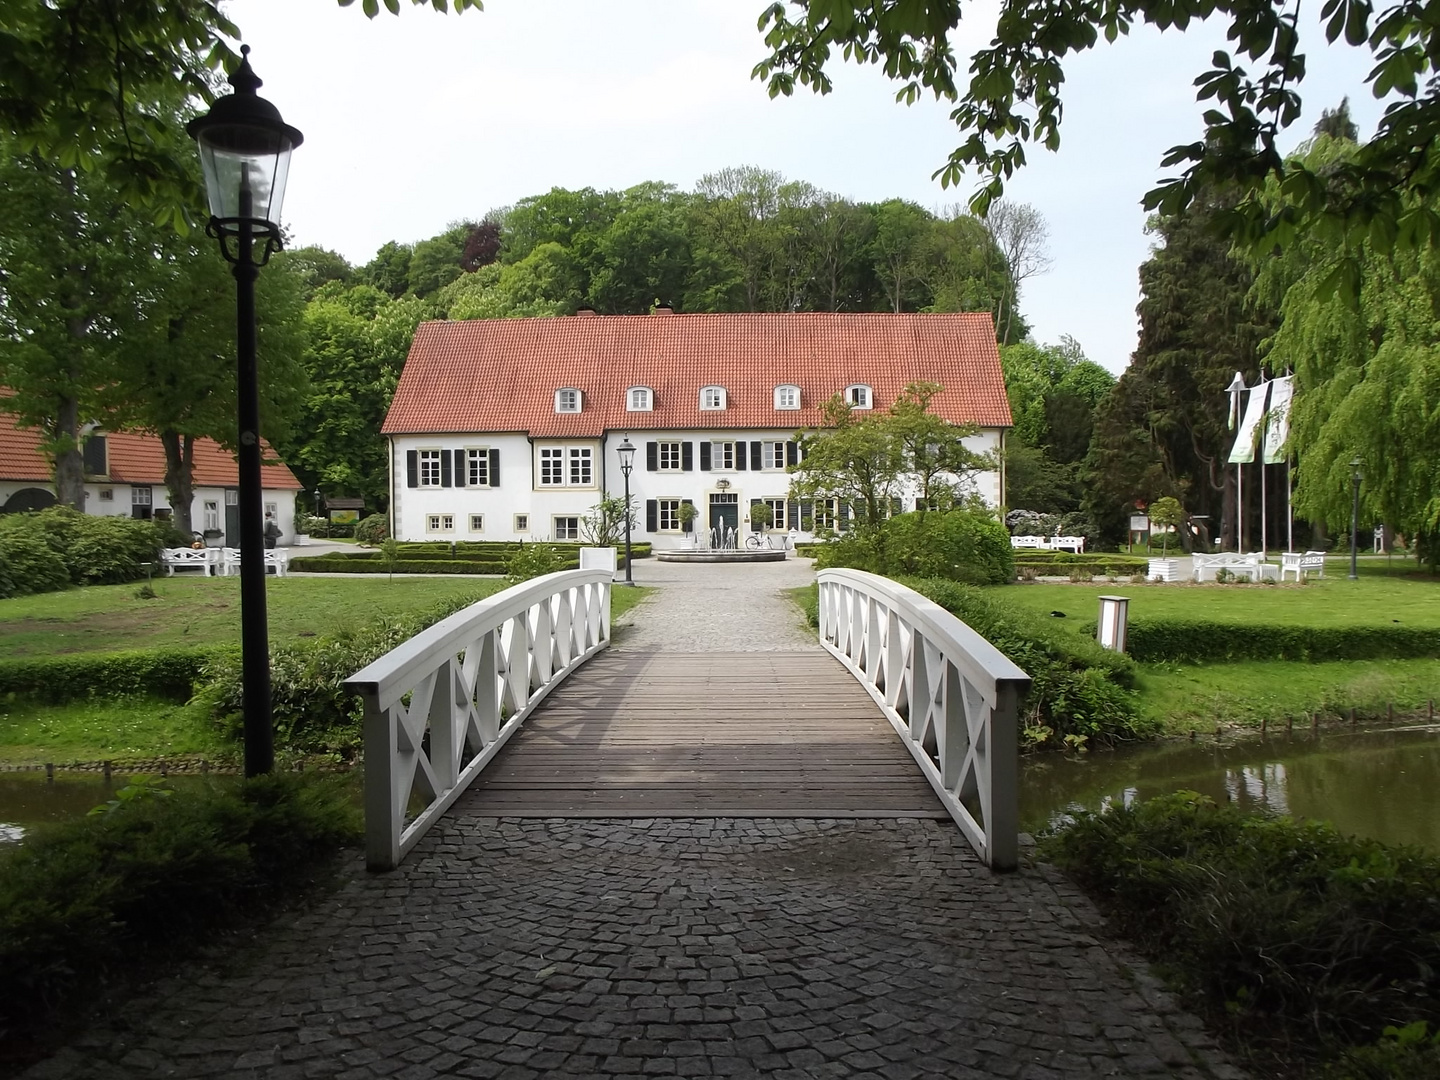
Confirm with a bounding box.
[224,493,241,546]
[709,495,739,546]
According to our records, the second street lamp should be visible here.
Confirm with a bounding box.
[617,437,636,586]
[1349,457,1363,581]
[187,46,303,778]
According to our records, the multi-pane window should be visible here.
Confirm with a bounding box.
[204,500,219,530]
[700,386,726,410]
[132,486,152,506]
[709,441,735,469]
[847,385,872,409]
[775,385,800,410]
[469,514,484,532]
[427,514,454,532]
[225,489,239,506]
[418,449,443,486]
[813,498,839,532]
[763,499,787,530]
[762,441,787,470]
[554,516,580,540]
[99,489,114,502]
[555,388,580,413]
[657,499,681,531]
[467,449,490,486]
[569,447,592,485]
[540,447,564,486]
[628,387,652,411]
[514,514,529,533]
[657,442,682,471]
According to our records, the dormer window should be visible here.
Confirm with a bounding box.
[700,386,726,410]
[774,385,800,410]
[628,386,653,411]
[846,384,873,409]
[555,388,581,413]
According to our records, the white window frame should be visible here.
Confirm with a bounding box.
[813,498,840,532]
[762,441,787,471]
[568,446,593,486]
[466,448,491,487]
[427,513,455,533]
[657,498,682,531]
[203,500,219,531]
[99,489,114,502]
[225,489,239,506]
[555,388,581,413]
[627,386,653,412]
[553,516,580,540]
[846,385,873,410]
[539,447,565,487]
[709,441,735,470]
[657,441,683,472]
[700,386,726,410]
[418,448,444,487]
[132,485,152,506]
[513,513,530,533]
[775,385,800,410]
[469,514,484,533]
[763,498,787,530]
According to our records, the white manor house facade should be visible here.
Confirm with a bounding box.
[382,310,1014,548]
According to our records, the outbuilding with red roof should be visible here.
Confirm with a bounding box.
[383,310,1012,547]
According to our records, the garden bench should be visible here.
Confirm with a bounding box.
[1279,550,1326,581]
[1010,535,1086,554]
[160,547,219,576]
[220,547,290,577]
[1010,535,1048,549]
[1193,552,1277,583]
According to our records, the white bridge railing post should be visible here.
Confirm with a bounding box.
[816,569,1030,870]
[346,569,612,871]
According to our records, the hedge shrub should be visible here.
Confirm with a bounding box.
[1012,552,1149,576]
[353,512,389,545]
[1043,792,1440,1073]
[0,508,164,597]
[0,647,231,704]
[289,556,522,575]
[1113,619,1440,663]
[814,510,1014,585]
[0,532,69,599]
[0,773,360,1041]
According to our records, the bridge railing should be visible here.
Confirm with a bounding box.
[817,569,1031,870]
[345,569,611,870]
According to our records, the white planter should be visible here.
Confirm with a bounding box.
[293,534,310,546]
[1147,557,1180,582]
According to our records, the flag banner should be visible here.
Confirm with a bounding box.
[1229,381,1270,464]
[1262,375,1294,464]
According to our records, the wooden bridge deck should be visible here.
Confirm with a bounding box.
[462,650,946,818]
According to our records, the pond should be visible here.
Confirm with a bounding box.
[0,771,226,845]
[1020,722,1440,852]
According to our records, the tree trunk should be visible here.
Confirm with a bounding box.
[1221,468,1236,551]
[161,430,196,535]
[52,395,85,510]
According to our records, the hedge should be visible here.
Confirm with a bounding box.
[0,647,233,704]
[1013,552,1150,575]
[1106,618,1440,663]
[289,557,526,575]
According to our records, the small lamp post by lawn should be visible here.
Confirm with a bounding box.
[1349,457,1363,581]
[617,437,636,586]
[187,46,303,778]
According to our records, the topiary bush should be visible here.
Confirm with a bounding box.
[353,512,389,545]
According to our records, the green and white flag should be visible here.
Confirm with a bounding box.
[1262,375,1293,464]
[1228,380,1270,464]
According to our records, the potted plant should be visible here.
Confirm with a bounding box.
[1146,495,1183,581]
[677,501,698,548]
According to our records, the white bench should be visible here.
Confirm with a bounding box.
[1010,535,1086,554]
[1280,550,1326,581]
[1010,535,1048,550]
[220,547,290,577]
[1193,552,1277,583]
[160,547,219,576]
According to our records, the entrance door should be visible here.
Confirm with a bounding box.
[223,490,241,546]
[709,493,739,546]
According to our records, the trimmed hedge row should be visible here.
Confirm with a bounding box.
[390,540,652,557]
[1107,618,1440,663]
[290,557,532,575]
[1013,552,1149,575]
[0,647,233,704]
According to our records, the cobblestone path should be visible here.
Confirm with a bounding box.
[27,819,1244,1080]
[613,557,818,652]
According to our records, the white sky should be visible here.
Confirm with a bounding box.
[233,0,1385,373]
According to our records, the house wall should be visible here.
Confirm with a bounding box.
[389,427,1004,549]
[0,480,297,542]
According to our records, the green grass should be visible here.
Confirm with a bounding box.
[1135,658,1440,732]
[0,697,226,763]
[996,574,1440,632]
[0,577,510,658]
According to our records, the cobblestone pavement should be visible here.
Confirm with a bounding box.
[26,817,1245,1080]
[615,557,819,652]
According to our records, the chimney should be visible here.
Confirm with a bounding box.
[575,306,597,317]
[652,303,673,315]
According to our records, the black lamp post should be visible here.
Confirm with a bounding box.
[1349,457,1363,581]
[617,437,636,587]
[187,46,303,778]
[313,488,323,517]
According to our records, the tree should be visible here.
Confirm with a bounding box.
[408,224,470,298]
[869,199,931,313]
[981,201,1051,344]
[276,245,354,300]
[752,0,1440,255]
[1148,496,1184,555]
[358,241,412,299]
[692,167,787,311]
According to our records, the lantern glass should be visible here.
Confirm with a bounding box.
[617,438,636,473]
[196,126,294,224]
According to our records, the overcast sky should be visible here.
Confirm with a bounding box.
[232,0,1385,373]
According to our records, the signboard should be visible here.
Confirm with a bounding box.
[1129,515,1149,532]
[329,509,360,524]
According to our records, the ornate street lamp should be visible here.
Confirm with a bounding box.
[1349,457,1363,581]
[617,437,636,587]
[187,46,303,778]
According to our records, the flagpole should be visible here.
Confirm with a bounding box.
[1259,374,1268,557]
[1226,372,1245,552]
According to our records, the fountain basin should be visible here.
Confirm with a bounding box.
[656,549,788,563]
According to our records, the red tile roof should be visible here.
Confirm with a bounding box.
[383,312,1012,437]
[0,409,302,490]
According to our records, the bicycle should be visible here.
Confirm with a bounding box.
[745,532,777,550]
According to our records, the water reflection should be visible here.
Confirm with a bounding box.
[1020,725,1440,852]
[0,772,222,845]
